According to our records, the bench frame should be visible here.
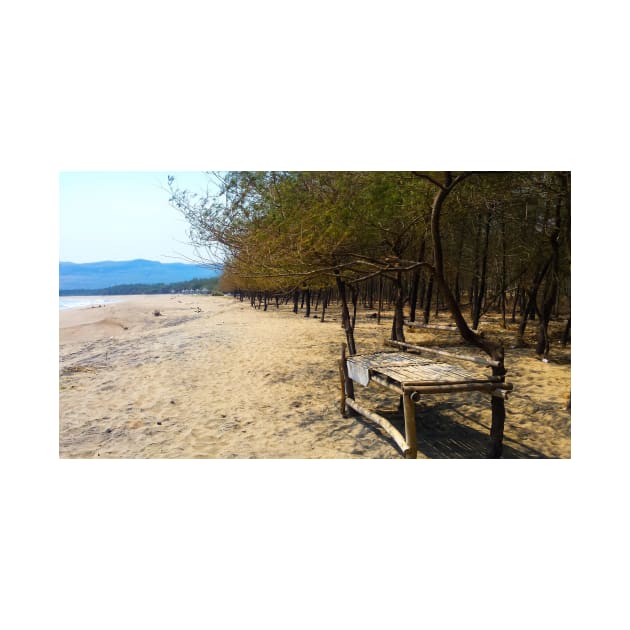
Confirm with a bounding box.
[338,340,513,459]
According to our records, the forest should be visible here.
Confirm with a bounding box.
[59,276,221,296]
[168,171,571,364]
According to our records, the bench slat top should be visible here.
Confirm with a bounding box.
[346,351,494,387]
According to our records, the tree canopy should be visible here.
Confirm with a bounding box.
[168,171,570,360]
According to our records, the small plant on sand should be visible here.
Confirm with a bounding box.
[153,309,161,316]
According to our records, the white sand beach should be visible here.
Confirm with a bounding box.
[59,294,571,458]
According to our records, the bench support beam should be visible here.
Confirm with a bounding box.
[345,397,411,458]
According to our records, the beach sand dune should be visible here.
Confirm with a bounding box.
[59,295,571,458]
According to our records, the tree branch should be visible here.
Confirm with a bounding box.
[411,172,446,190]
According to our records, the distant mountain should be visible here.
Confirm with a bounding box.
[59,259,221,291]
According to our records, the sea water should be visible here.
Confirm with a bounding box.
[59,296,123,310]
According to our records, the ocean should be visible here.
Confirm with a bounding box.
[59,296,123,310]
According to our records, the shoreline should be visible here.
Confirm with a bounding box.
[59,295,126,311]
[59,294,571,458]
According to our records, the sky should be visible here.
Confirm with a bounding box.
[59,171,218,263]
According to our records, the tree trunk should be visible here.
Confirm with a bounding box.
[472,208,492,330]
[511,287,520,323]
[516,258,551,346]
[408,272,420,323]
[335,272,356,355]
[391,272,406,342]
[561,317,571,346]
[470,209,482,321]
[500,207,507,328]
[426,172,505,364]
[452,223,465,305]
[517,293,536,345]
[350,283,358,331]
[422,276,433,325]
[321,288,329,322]
[377,274,383,325]
[304,288,311,317]
[536,189,562,357]
[408,236,426,322]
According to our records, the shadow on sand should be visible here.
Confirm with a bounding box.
[352,401,548,459]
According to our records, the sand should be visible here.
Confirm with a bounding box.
[59,294,571,458]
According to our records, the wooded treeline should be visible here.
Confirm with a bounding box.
[59,277,221,296]
[168,171,570,360]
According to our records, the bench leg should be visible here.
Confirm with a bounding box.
[402,392,418,459]
[339,344,355,417]
[488,395,505,458]
[338,359,348,417]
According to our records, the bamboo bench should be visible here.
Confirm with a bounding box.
[338,339,513,458]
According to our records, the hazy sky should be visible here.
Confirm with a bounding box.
[59,171,218,263]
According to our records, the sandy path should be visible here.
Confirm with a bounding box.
[59,295,571,458]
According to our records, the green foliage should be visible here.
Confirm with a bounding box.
[167,171,570,313]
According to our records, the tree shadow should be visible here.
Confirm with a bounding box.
[547,353,571,366]
[352,402,548,459]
